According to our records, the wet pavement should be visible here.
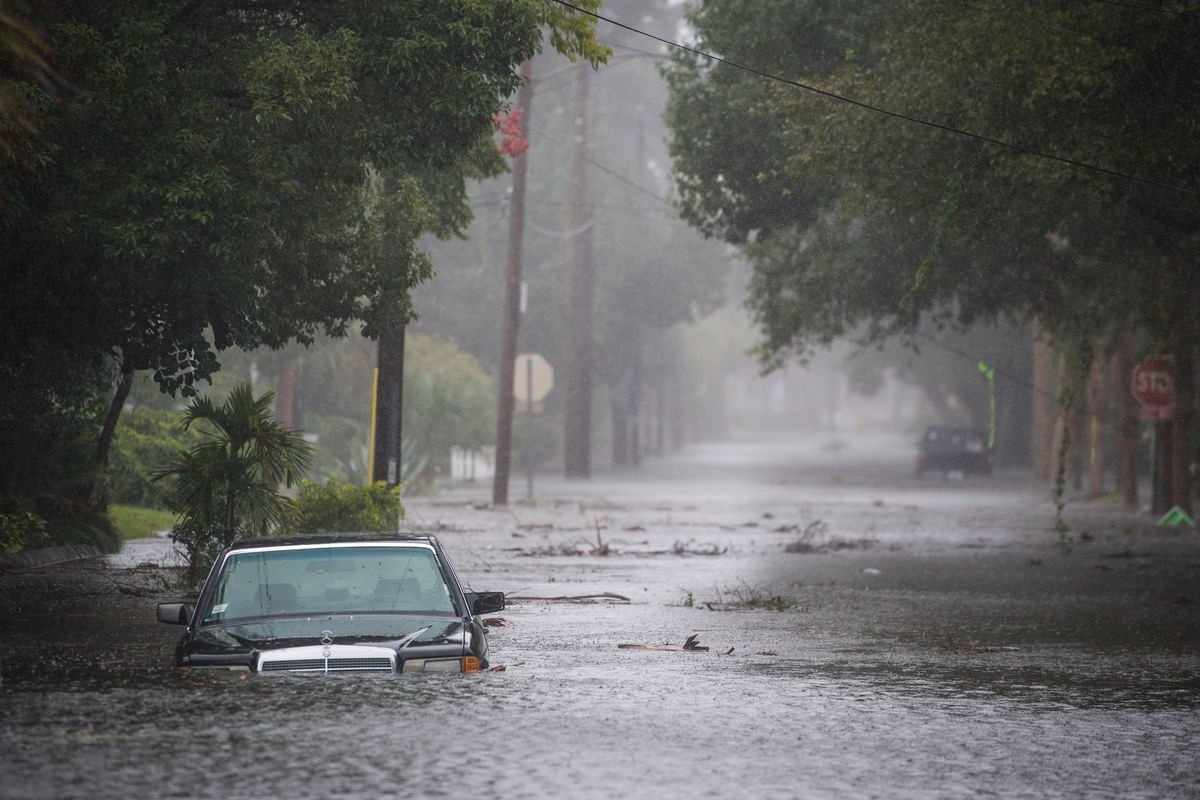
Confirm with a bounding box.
[1,432,1197,799]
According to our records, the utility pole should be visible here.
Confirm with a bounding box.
[372,326,405,487]
[492,58,534,506]
[564,59,594,479]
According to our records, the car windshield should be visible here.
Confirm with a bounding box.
[200,545,457,624]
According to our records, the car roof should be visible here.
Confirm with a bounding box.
[227,533,440,551]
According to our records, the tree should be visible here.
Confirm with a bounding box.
[0,0,607,522]
[0,0,67,160]
[157,383,313,559]
[666,0,1200,506]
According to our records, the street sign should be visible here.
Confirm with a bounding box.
[1132,355,1174,421]
[513,353,553,403]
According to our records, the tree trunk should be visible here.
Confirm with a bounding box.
[655,384,666,458]
[611,397,628,467]
[1169,328,1194,515]
[274,357,300,429]
[224,487,237,547]
[1086,341,1108,496]
[1068,361,1087,492]
[1030,319,1057,481]
[1115,323,1139,508]
[93,359,134,511]
[630,349,642,467]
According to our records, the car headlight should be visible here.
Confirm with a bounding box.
[401,657,480,673]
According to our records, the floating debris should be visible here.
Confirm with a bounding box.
[507,592,632,604]
[618,634,726,653]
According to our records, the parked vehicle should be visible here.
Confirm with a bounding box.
[156,534,503,674]
[916,426,992,476]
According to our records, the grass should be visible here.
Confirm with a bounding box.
[110,504,177,541]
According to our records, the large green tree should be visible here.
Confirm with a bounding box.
[0,0,605,541]
[666,0,1200,501]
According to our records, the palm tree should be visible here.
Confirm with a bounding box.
[0,1,65,160]
[157,383,314,548]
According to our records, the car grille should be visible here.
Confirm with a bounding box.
[260,657,393,673]
[257,643,398,674]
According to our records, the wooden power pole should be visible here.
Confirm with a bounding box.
[492,58,534,506]
[564,59,594,479]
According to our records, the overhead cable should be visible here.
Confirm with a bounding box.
[550,0,1196,196]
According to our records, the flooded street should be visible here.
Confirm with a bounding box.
[2,433,1197,799]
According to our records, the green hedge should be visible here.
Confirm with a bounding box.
[288,479,404,534]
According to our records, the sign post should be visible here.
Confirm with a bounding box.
[1132,356,1175,515]
[514,353,554,500]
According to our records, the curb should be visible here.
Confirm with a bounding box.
[0,544,103,572]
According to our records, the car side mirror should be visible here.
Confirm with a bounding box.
[465,591,505,616]
[156,602,193,625]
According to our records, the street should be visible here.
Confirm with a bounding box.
[1,432,1197,799]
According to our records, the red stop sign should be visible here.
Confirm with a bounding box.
[1132,356,1174,420]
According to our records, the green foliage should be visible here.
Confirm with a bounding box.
[0,511,49,553]
[158,383,313,553]
[539,0,611,67]
[1,0,609,392]
[0,0,607,521]
[665,0,1200,365]
[109,409,204,509]
[169,517,225,585]
[110,504,176,541]
[287,479,404,535]
[0,371,123,554]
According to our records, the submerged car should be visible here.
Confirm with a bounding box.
[916,426,992,476]
[156,534,504,674]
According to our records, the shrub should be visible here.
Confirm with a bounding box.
[159,384,313,581]
[170,518,227,584]
[109,409,204,509]
[288,479,404,534]
[0,512,50,553]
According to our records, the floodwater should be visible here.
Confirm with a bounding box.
[2,432,1197,799]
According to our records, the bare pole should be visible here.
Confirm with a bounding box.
[492,58,534,506]
[564,59,594,479]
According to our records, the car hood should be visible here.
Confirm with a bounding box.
[192,616,466,652]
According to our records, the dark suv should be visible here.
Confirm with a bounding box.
[916,426,992,476]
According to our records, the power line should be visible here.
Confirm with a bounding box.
[544,135,675,208]
[912,329,1137,433]
[551,0,1196,196]
[602,39,672,60]
[913,330,1056,403]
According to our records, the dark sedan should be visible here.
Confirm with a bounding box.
[156,534,504,674]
